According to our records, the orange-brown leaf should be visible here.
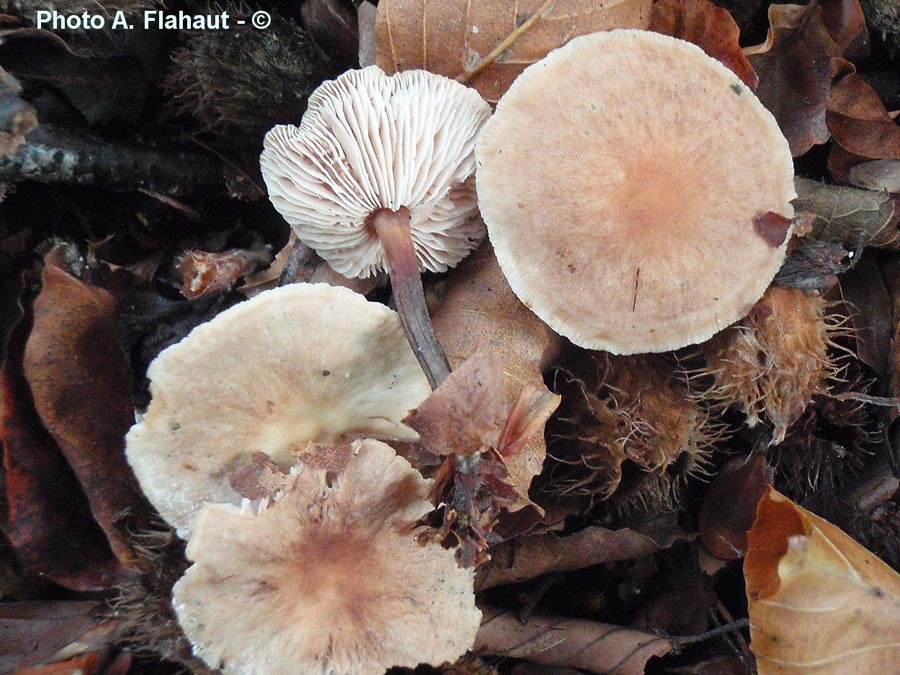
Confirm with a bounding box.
[745,487,900,673]
[1,308,123,591]
[476,605,673,674]
[375,0,651,103]
[404,350,507,456]
[649,0,758,89]
[432,243,562,509]
[23,257,151,566]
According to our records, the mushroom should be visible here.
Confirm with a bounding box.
[124,283,430,538]
[172,438,481,675]
[260,66,492,388]
[476,29,797,354]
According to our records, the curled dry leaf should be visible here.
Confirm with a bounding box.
[432,243,562,509]
[745,487,900,674]
[475,605,673,675]
[792,176,900,248]
[24,256,151,565]
[698,454,772,560]
[176,248,271,299]
[827,65,900,185]
[649,0,758,89]
[1,308,123,591]
[476,520,692,590]
[375,0,651,103]
[0,601,114,673]
[404,350,507,456]
[745,3,841,156]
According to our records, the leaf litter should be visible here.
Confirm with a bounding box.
[4,0,900,673]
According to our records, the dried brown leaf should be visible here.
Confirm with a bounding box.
[649,0,758,89]
[828,69,900,156]
[1,309,123,591]
[698,454,772,559]
[0,601,112,673]
[476,520,692,590]
[433,243,562,508]
[23,256,151,566]
[375,0,651,103]
[746,4,841,156]
[177,248,270,299]
[404,350,507,456]
[793,176,900,247]
[475,605,673,674]
[745,487,900,673]
[820,0,869,59]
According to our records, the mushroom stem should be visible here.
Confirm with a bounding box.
[369,207,452,389]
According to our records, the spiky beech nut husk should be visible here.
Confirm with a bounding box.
[550,353,720,510]
[165,9,337,141]
[773,386,880,500]
[695,285,843,444]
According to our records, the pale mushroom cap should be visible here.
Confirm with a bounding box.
[476,29,797,354]
[173,439,481,675]
[124,284,430,538]
[261,66,492,279]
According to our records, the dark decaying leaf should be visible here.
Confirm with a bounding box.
[476,519,692,590]
[698,454,772,559]
[792,176,900,248]
[475,605,673,675]
[649,0,757,89]
[746,4,840,156]
[820,0,870,60]
[0,601,113,673]
[774,237,856,290]
[301,0,360,66]
[23,256,151,567]
[375,0,651,103]
[0,29,150,128]
[1,309,124,591]
[827,65,900,185]
[838,252,894,376]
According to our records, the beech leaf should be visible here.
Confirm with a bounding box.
[792,176,900,248]
[1,309,123,591]
[23,255,151,566]
[649,0,758,89]
[403,350,507,456]
[745,487,900,673]
[432,243,562,510]
[746,4,841,156]
[476,518,692,590]
[375,0,651,103]
[475,605,673,674]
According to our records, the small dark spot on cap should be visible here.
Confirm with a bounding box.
[322,369,331,377]
[730,83,743,95]
[567,264,576,273]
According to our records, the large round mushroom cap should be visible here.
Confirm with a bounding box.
[124,283,430,538]
[476,29,796,354]
[261,66,492,278]
[173,439,480,675]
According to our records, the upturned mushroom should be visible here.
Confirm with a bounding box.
[173,439,481,675]
[476,29,796,354]
[124,283,430,538]
[261,66,492,388]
